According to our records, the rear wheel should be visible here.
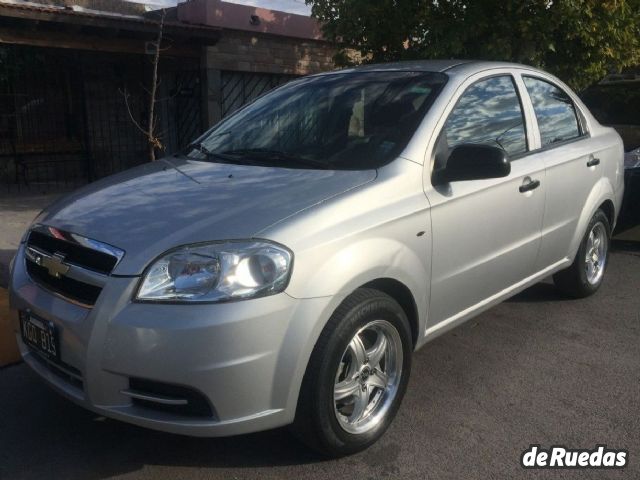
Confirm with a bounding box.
[553,209,611,298]
[292,288,412,457]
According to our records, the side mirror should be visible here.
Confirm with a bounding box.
[435,144,511,183]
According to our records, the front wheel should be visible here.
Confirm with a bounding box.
[553,209,611,298]
[291,288,413,457]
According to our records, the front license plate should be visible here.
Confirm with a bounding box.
[19,311,60,361]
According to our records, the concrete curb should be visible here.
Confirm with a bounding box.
[0,287,21,367]
[0,249,15,289]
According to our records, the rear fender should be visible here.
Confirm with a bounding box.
[567,178,614,260]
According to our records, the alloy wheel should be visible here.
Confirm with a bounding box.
[333,319,403,434]
[585,221,607,285]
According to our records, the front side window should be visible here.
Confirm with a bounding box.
[523,77,582,147]
[189,72,447,170]
[442,75,528,157]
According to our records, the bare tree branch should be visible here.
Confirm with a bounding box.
[121,9,169,162]
[146,9,166,161]
[119,87,148,136]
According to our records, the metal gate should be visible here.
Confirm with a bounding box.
[0,45,202,193]
[174,71,202,149]
[0,46,89,191]
[220,70,297,118]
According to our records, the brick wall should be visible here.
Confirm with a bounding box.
[201,29,339,127]
[206,30,336,76]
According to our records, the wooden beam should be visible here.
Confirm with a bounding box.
[0,27,201,57]
[0,5,220,43]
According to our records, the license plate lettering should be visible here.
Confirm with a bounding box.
[20,312,59,360]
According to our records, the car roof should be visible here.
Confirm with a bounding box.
[320,59,535,75]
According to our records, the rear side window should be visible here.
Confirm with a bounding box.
[443,75,527,157]
[523,77,582,147]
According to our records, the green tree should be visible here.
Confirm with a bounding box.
[308,0,640,90]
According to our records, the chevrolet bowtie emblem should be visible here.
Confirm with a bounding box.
[40,252,70,278]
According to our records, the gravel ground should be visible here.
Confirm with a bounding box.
[0,241,638,480]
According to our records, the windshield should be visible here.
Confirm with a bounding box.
[187,71,447,170]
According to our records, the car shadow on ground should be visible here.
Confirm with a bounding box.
[508,221,640,305]
[0,365,325,479]
[506,281,569,303]
[612,219,640,254]
[611,238,640,254]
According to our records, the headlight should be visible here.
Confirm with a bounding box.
[136,240,292,302]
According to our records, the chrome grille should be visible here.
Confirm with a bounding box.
[27,225,123,274]
[24,225,124,307]
[25,259,102,306]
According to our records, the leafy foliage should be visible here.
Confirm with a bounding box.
[307,0,640,89]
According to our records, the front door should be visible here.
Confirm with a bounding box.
[425,74,546,330]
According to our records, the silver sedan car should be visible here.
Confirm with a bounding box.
[10,60,624,456]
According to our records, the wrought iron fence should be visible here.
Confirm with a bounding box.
[0,45,202,193]
[0,46,88,192]
[0,44,300,194]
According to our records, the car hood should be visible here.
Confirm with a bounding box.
[35,157,376,275]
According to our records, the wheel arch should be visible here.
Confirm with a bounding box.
[281,273,425,423]
[568,179,617,259]
[362,278,420,348]
[598,199,615,230]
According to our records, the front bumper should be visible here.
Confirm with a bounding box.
[9,244,336,436]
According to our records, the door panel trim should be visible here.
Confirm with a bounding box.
[423,258,570,340]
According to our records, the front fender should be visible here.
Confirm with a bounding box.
[261,159,431,415]
[292,236,428,307]
[264,158,431,333]
[274,235,430,417]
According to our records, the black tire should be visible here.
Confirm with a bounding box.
[553,209,611,298]
[291,288,413,457]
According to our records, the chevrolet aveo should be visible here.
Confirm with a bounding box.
[10,61,624,456]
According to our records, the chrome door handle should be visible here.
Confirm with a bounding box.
[519,178,540,193]
[587,157,600,167]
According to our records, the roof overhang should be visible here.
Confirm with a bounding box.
[0,1,221,57]
[177,0,325,42]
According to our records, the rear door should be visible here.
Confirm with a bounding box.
[519,75,600,269]
[425,73,546,328]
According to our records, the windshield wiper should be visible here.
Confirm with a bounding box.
[221,148,330,169]
[187,142,238,162]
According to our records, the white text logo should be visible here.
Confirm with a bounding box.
[521,445,627,469]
